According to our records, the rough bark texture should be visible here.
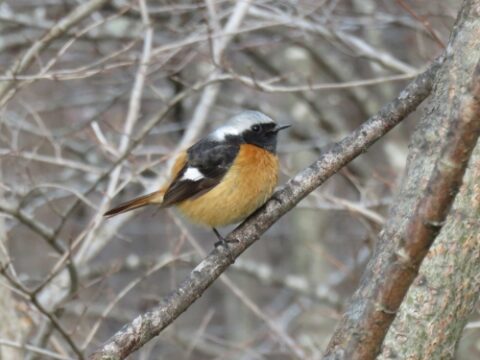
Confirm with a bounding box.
[379,1,480,358]
[323,1,480,359]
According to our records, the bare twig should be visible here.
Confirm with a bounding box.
[81,253,184,350]
[248,6,417,74]
[228,71,419,93]
[0,339,74,360]
[396,0,446,48]
[167,214,306,359]
[20,2,151,353]
[80,253,341,307]
[174,0,253,151]
[0,0,109,106]
[0,269,84,359]
[0,201,78,297]
[75,0,154,264]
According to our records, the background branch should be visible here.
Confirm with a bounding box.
[0,0,110,106]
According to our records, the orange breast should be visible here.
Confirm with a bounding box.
[176,144,279,227]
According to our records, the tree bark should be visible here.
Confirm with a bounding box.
[379,1,480,358]
[323,0,480,358]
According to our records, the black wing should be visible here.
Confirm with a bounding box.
[162,140,240,206]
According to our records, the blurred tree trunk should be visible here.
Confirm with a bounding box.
[0,262,23,360]
[0,180,24,359]
[378,0,480,358]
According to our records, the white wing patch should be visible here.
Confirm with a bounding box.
[181,167,204,181]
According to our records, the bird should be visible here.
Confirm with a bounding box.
[104,110,290,247]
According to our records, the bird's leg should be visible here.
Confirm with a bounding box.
[213,228,238,264]
[270,191,284,205]
[212,228,239,248]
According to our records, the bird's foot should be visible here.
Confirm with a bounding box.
[212,228,238,263]
[213,228,239,248]
[270,192,284,205]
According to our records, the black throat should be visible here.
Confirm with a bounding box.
[240,123,278,153]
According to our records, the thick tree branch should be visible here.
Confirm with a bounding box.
[323,62,480,359]
[88,56,443,359]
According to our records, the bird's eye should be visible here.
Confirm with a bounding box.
[251,125,261,132]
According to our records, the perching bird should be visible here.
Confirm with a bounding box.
[104,110,290,246]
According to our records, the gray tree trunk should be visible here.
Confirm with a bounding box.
[379,1,480,358]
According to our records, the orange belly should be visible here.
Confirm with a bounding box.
[176,144,279,227]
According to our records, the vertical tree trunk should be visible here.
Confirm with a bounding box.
[0,248,24,359]
[324,0,480,358]
[0,171,24,359]
[379,0,480,357]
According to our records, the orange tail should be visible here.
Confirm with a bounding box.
[104,190,165,217]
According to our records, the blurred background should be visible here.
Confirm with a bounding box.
[0,0,473,359]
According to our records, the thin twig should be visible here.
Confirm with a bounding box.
[228,71,419,92]
[0,339,74,360]
[174,0,253,152]
[248,6,417,74]
[0,0,110,106]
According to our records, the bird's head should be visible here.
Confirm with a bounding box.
[211,111,290,153]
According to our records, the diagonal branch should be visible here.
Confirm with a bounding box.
[88,56,444,360]
[323,60,480,359]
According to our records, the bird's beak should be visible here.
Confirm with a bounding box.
[274,124,291,133]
